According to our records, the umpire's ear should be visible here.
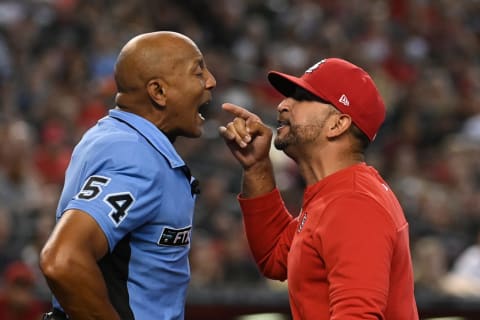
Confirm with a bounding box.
[146,78,167,107]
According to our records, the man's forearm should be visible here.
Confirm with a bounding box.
[45,264,120,320]
[242,159,276,198]
[48,284,120,319]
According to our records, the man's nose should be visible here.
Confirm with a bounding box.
[277,98,292,112]
[205,69,216,89]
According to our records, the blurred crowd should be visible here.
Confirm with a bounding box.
[0,0,479,313]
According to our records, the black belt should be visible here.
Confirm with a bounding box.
[42,308,68,320]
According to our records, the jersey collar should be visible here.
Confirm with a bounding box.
[303,162,367,207]
[108,109,185,168]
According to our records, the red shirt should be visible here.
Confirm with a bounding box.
[239,163,418,319]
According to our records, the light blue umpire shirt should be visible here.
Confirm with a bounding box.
[52,108,198,319]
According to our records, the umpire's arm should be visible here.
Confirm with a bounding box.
[40,209,121,320]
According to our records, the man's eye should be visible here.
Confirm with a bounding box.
[298,94,308,101]
[194,67,203,76]
[292,92,309,101]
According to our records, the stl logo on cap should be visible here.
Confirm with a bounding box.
[305,59,326,74]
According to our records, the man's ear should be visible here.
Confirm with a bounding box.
[146,78,167,107]
[326,114,352,139]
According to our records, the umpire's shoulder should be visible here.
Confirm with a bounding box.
[78,123,161,169]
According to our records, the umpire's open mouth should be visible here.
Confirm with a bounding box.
[198,100,211,120]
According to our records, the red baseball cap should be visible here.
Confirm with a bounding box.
[268,58,386,141]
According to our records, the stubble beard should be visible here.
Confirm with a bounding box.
[274,124,324,151]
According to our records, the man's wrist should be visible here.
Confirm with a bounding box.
[242,159,276,198]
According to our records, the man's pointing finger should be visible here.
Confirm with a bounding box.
[222,103,260,121]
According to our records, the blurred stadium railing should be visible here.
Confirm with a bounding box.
[185,287,480,320]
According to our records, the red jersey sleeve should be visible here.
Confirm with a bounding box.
[239,189,297,280]
[315,193,397,319]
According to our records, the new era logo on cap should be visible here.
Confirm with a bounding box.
[338,94,350,106]
[267,58,386,141]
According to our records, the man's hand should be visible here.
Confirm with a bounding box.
[219,103,273,170]
[219,103,276,198]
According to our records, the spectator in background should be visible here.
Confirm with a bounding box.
[441,227,480,298]
[0,261,47,320]
[0,208,14,272]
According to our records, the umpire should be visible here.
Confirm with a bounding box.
[40,31,216,319]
